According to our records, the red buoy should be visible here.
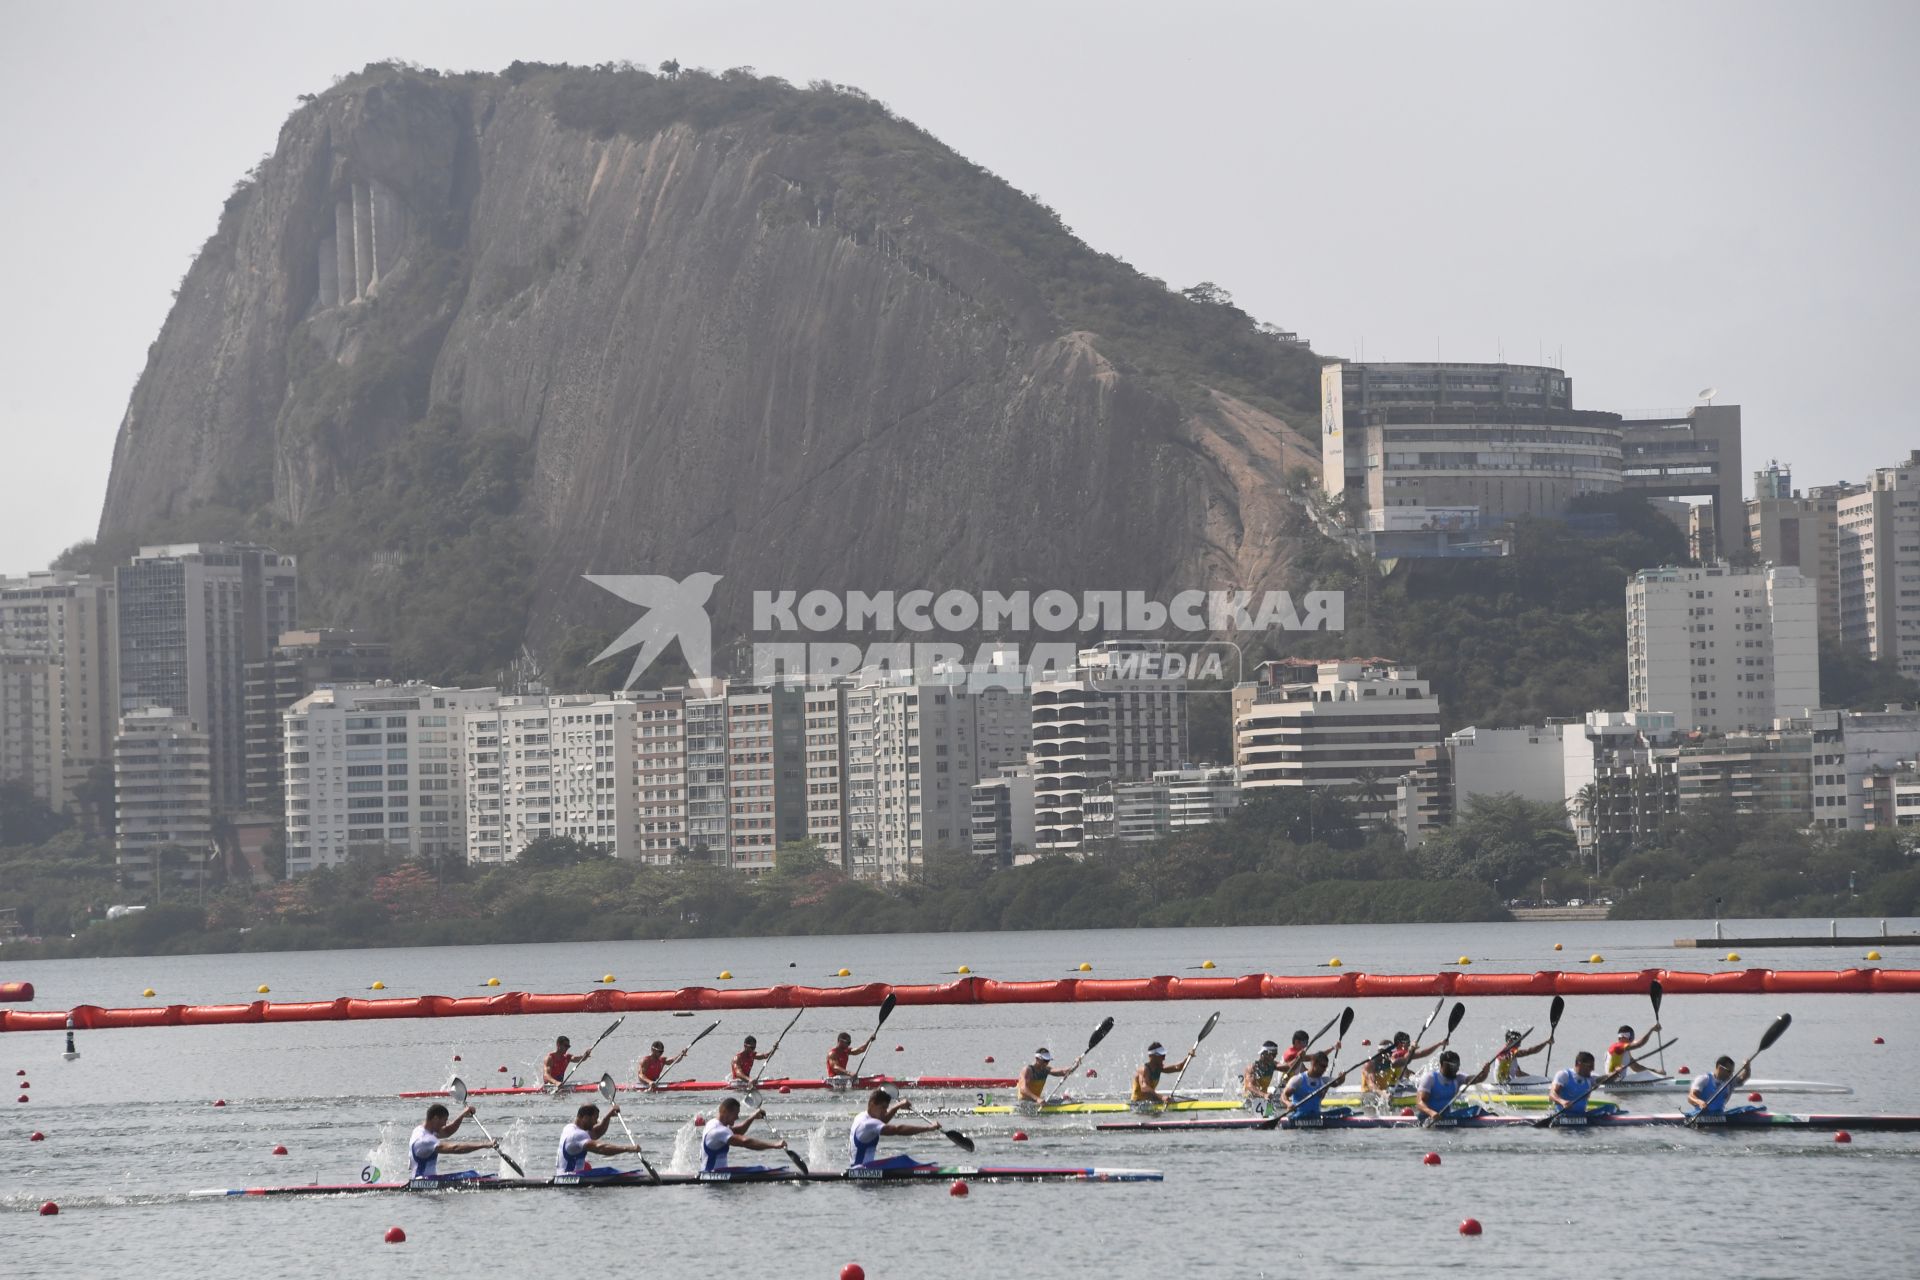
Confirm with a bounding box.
[894,1045,904,1052]
[16,1095,27,1103]
[272,1144,288,1156]
[1677,1065,1690,1074]
[1459,1217,1483,1236]
[1362,1039,1372,1046]
[497,1066,508,1073]
[1400,1107,1415,1117]
[693,1114,706,1127]
[18,1082,27,1089]
[38,1201,57,1216]
[452,1055,462,1061]
[778,1085,791,1095]
[1011,1130,1029,1141]
[1086,1068,1098,1078]
[385,1226,407,1243]
[1834,1131,1852,1144]
[1874,1037,1885,1045]
[30,1131,44,1141]
[840,1266,866,1280]
[14,1069,23,1076]
[983,1056,994,1064]
[949,1180,969,1197]
[1748,1092,1763,1103]
[212,1100,226,1107]
[1423,1151,1441,1166]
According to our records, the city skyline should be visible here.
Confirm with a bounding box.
[5,1,1919,569]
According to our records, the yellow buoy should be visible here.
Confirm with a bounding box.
[956,965,971,975]
[602,974,616,984]
[1076,962,1093,972]
[1553,943,1563,952]
[256,985,270,994]
[1327,958,1343,968]
[1200,960,1216,970]
[486,978,501,987]
[1725,952,1741,963]
[836,968,852,978]
[1457,956,1472,966]
[718,971,733,980]
[371,981,386,991]
[142,988,156,998]
[1866,950,1883,961]
[1588,954,1604,964]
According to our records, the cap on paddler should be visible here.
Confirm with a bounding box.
[1260,1040,1279,1053]
[1034,1048,1053,1061]
[1148,1042,1167,1056]
[1617,1025,1634,1036]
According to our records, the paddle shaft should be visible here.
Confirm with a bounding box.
[1691,1017,1789,1122]
[1650,981,1667,1075]
[1540,996,1567,1080]
[1044,1017,1114,1104]
[1164,1012,1219,1108]
[847,995,897,1084]
[651,1022,720,1089]
[558,1016,625,1091]
[750,1008,806,1089]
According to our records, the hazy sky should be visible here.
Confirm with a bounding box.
[3,0,1915,571]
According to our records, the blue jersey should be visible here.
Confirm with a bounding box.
[1285,1072,1328,1119]
[1418,1067,1463,1113]
[1551,1067,1594,1114]
[1691,1074,1734,1115]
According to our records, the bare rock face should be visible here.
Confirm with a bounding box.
[99,65,1323,650]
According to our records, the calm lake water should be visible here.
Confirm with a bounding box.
[5,918,1918,1278]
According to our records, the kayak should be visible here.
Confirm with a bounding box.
[1096,1110,1920,1133]
[192,1164,1164,1196]
[398,1075,1017,1098]
[1495,1072,1852,1096]
[962,1092,1549,1116]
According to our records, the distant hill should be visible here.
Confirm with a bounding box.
[92,61,1326,681]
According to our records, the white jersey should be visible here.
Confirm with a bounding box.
[849,1112,886,1165]
[408,1124,441,1179]
[702,1117,735,1172]
[556,1122,593,1175]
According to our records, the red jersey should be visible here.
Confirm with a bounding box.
[827,1045,852,1076]
[1282,1046,1306,1066]
[544,1050,574,1081]
[732,1048,757,1080]
[638,1053,667,1083]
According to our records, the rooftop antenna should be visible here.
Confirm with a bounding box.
[1698,386,1717,406]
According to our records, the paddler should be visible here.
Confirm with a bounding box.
[1546,1050,1620,1118]
[1358,1046,1398,1103]
[849,1088,944,1168]
[730,1034,771,1087]
[1381,1028,1444,1088]
[637,1039,683,1090]
[1131,1041,1194,1107]
[1279,1050,1352,1123]
[1493,1027,1555,1084]
[1686,1054,1756,1120]
[1605,1022,1661,1076]
[555,1102,645,1176]
[541,1035,591,1089]
[1242,1041,1282,1102]
[408,1102,499,1180]
[825,1029,877,1086]
[1414,1049,1488,1124]
[1015,1047,1078,1106]
[1279,1029,1313,1074]
[700,1096,788,1172]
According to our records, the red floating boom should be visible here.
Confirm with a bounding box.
[0,983,32,1003]
[2,969,1913,1033]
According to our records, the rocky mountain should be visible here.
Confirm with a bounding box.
[96,62,1326,677]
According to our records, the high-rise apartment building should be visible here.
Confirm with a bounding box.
[1837,451,1920,681]
[1232,660,1442,827]
[1626,563,1820,734]
[723,684,808,873]
[284,682,492,876]
[682,683,732,863]
[802,685,849,867]
[1032,642,1188,854]
[242,629,390,814]
[0,571,118,814]
[630,689,689,864]
[970,764,1036,868]
[113,706,212,884]
[464,695,636,864]
[1746,463,1843,639]
[117,544,297,813]
[1083,766,1243,844]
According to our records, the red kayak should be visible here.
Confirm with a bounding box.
[398,1075,1018,1098]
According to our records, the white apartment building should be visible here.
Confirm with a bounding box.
[113,706,212,884]
[1447,725,1570,811]
[1233,660,1442,826]
[630,689,688,864]
[682,682,731,862]
[1032,642,1188,854]
[0,571,117,814]
[1838,451,1920,680]
[284,683,493,876]
[723,684,808,873]
[802,685,849,867]
[1084,766,1243,844]
[464,695,639,864]
[971,763,1037,867]
[850,674,1032,880]
[1626,563,1819,734]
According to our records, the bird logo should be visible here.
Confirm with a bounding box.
[583,572,723,687]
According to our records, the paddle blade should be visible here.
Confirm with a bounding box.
[1756,1012,1791,1055]
[786,1148,810,1176]
[1649,980,1663,1016]
[1087,1016,1116,1053]
[689,1021,721,1046]
[449,1077,469,1106]
[1337,1007,1355,1039]
[1548,995,1566,1030]
[875,993,898,1027]
[944,1128,976,1154]
[598,1073,618,1105]
[1195,1011,1222,1045]
[595,1016,625,1045]
[496,1148,526,1178]
[1445,1002,1466,1036]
